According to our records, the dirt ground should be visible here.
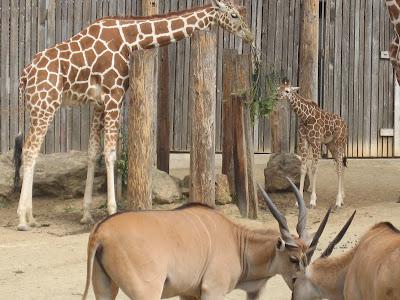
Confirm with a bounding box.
[1,158,400,300]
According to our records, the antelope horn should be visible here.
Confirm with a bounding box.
[257,184,295,244]
[321,210,356,258]
[306,206,333,262]
[286,177,307,239]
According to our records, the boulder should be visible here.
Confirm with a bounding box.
[264,153,310,192]
[215,174,232,205]
[24,151,106,198]
[180,174,232,205]
[151,168,182,204]
[0,153,15,201]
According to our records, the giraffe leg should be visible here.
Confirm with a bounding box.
[333,148,345,208]
[17,109,58,231]
[298,126,308,203]
[309,143,320,208]
[81,107,104,224]
[103,91,123,215]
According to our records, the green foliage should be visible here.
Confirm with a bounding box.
[249,47,282,122]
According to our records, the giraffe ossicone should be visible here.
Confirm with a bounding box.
[277,80,348,209]
[13,0,254,231]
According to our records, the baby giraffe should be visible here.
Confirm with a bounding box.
[278,79,348,208]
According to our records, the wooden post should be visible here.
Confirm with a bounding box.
[299,0,319,101]
[127,50,156,210]
[222,50,237,194]
[142,0,159,163]
[223,51,258,218]
[189,30,217,206]
[232,94,249,217]
[236,55,258,219]
[157,47,170,173]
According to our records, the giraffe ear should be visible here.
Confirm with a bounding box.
[212,0,228,10]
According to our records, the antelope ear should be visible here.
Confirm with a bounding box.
[276,237,286,252]
[290,87,300,92]
[212,0,227,10]
[304,231,316,247]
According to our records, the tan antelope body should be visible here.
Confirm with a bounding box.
[292,221,400,300]
[82,180,331,300]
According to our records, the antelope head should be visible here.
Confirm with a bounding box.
[291,210,356,300]
[258,178,332,289]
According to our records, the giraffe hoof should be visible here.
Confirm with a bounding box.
[308,204,316,209]
[80,215,94,225]
[17,224,31,231]
[29,219,42,228]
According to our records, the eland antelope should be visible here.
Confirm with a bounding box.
[82,179,331,300]
[292,215,400,300]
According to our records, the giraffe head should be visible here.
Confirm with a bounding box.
[278,78,300,100]
[211,0,254,43]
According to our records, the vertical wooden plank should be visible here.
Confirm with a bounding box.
[394,80,400,156]
[357,0,365,157]
[352,0,360,157]
[72,0,82,150]
[18,0,26,134]
[0,0,10,153]
[157,47,170,173]
[66,0,74,151]
[109,0,116,16]
[54,0,62,152]
[182,0,191,151]
[80,0,91,152]
[363,0,372,157]
[347,0,355,157]
[333,0,342,116]
[370,0,380,157]
[45,0,56,153]
[9,0,19,149]
[60,0,68,152]
[341,0,349,157]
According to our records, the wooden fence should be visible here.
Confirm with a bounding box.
[0,0,397,157]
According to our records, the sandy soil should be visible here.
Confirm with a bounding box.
[1,158,400,299]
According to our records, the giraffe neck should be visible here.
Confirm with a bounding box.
[287,93,319,122]
[113,4,217,51]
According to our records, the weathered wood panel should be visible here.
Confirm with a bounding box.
[0,0,396,158]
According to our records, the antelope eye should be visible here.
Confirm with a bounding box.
[289,256,299,264]
[231,13,239,18]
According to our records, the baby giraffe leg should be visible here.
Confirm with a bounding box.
[334,150,345,208]
[309,143,321,208]
[298,126,309,201]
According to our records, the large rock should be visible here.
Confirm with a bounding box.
[0,153,15,201]
[151,168,182,204]
[24,151,106,198]
[264,153,310,192]
[180,174,232,205]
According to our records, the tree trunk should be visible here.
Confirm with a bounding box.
[127,50,156,210]
[222,49,237,195]
[157,47,170,173]
[142,0,159,162]
[299,0,319,101]
[189,30,217,206]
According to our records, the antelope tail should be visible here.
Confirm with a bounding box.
[82,234,101,300]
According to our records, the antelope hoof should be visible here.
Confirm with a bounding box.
[80,215,94,225]
[17,224,31,231]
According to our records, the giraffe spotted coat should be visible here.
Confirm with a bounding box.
[14,0,254,231]
[278,80,348,208]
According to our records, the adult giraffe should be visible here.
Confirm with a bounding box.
[13,0,254,231]
[385,0,400,84]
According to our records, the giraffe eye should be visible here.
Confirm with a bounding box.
[231,13,239,18]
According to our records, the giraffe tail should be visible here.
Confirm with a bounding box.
[13,134,23,192]
[343,157,348,168]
